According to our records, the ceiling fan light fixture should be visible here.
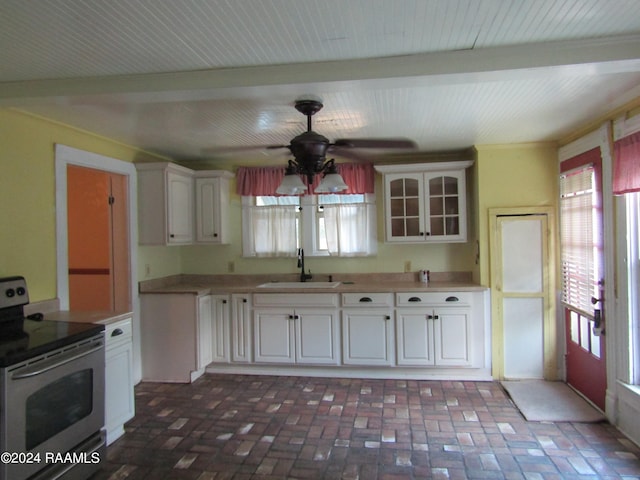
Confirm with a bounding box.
[276,162,307,195]
[315,161,348,193]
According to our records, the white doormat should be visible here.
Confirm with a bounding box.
[501,380,606,422]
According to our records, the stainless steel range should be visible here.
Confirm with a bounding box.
[0,276,106,480]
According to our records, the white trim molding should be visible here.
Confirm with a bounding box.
[54,144,141,383]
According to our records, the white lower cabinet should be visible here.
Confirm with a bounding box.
[342,309,394,365]
[396,292,474,367]
[253,308,339,364]
[197,294,213,369]
[105,318,134,445]
[210,294,231,363]
[341,293,394,366]
[396,307,471,366]
[396,310,435,366]
[141,288,489,380]
[253,294,339,365]
[231,294,252,362]
[434,307,472,366]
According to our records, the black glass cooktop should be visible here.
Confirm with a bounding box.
[0,318,104,367]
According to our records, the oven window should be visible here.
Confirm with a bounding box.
[25,369,93,450]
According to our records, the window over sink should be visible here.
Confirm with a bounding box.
[241,193,376,257]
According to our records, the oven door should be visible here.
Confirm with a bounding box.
[1,334,105,480]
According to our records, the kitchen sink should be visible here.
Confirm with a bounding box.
[257,281,341,289]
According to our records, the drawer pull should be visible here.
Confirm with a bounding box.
[111,328,124,337]
[408,297,422,302]
[359,297,373,303]
[446,296,459,302]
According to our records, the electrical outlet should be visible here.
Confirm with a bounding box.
[404,260,411,273]
[228,261,235,273]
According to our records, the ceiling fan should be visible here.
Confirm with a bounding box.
[273,98,417,193]
[207,97,417,193]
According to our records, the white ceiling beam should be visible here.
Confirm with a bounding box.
[2,34,639,106]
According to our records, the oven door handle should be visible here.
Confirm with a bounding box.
[11,342,103,380]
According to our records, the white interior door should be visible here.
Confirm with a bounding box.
[491,211,552,379]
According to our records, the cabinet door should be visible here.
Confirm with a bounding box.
[197,295,213,369]
[384,173,426,242]
[434,307,472,366]
[424,170,466,242]
[167,170,193,244]
[211,295,230,363]
[296,309,339,365]
[342,309,393,365]
[396,309,435,366]
[231,295,252,362]
[195,177,229,244]
[254,308,295,363]
[105,341,135,445]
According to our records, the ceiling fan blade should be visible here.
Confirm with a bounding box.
[202,144,288,155]
[328,146,371,162]
[333,138,417,149]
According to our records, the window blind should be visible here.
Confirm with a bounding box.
[560,166,596,318]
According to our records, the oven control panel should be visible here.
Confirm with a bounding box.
[0,276,29,309]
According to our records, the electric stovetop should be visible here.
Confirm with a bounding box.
[0,317,104,367]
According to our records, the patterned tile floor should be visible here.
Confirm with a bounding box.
[95,374,640,479]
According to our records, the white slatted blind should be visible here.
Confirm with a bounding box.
[560,166,596,317]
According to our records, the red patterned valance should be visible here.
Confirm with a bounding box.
[236,163,375,196]
[613,131,640,195]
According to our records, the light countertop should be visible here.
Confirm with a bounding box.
[139,272,487,296]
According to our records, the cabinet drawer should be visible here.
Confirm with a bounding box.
[253,293,338,308]
[396,292,470,306]
[105,318,133,347]
[342,293,393,307]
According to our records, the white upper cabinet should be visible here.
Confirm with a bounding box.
[136,163,233,246]
[195,171,234,244]
[375,161,473,243]
[136,162,194,245]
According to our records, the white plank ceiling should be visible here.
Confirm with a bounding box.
[1,0,640,163]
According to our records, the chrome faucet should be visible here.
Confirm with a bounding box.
[297,248,313,282]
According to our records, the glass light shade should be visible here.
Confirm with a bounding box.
[315,172,348,193]
[276,173,307,195]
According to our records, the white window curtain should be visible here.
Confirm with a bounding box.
[560,166,596,317]
[323,202,376,256]
[245,205,298,257]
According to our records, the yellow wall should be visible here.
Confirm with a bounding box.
[0,107,559,303]
[178,172,477,278]
[475,144,559,286]
[0,108,172,301]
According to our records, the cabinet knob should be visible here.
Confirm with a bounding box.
[169,234,175,238]
[359,297,373,303]
[385,315,391,320]
[222,299,227,304]
[242,298,247,303]
[427,315,433,320]
[434,315,439,320]
[445,296,459,302]
[213,233,218,237]
[408,297,422,302]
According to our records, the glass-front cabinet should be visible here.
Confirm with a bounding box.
[376,161,473,243]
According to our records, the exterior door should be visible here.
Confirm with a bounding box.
[492,212,552,379]
[560,149,606,410]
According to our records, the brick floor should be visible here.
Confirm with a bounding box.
[94,374,640,479]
